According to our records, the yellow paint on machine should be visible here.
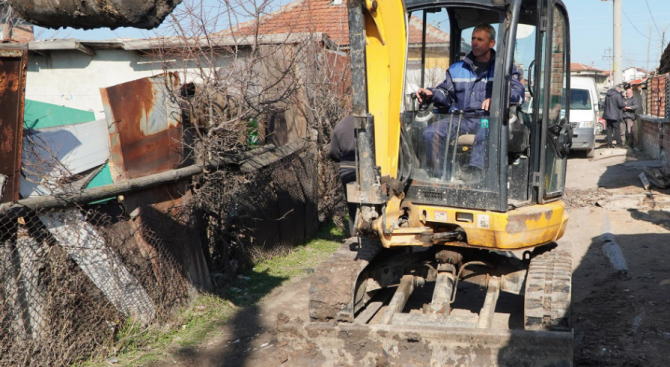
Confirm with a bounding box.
[384,201,569,250]
[426,201,568,249]
[364,0,406,179]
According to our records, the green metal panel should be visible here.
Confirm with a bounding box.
[24,99,96,129]
[85,163,113,189]
[23,100,114,203]
[85,163,115,204]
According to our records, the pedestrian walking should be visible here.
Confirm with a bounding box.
[328,115,357,237]
[622,86,639,148]
[602,84,625,148]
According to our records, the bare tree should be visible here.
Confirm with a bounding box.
[141,0,352,272]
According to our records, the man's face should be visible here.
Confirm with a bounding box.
[471,29,495,58]
[626,89,633,98]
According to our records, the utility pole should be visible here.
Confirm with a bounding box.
[659,31,666,71]
[613,0,622,86]
[647,25,652,72]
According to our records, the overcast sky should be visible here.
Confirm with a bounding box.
[34,0,670,72]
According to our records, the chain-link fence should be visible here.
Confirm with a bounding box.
[0,137,329,366]
[0,204,190,366]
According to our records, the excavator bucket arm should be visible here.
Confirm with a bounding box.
[6,0,181,30]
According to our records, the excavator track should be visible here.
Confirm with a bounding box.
[279,243,574,366]
[309,237,381,322]
[524,244,572,331]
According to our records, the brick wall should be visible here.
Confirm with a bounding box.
[1,22,34,43]
[640,117,670,160]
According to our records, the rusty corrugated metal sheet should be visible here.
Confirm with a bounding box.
[100,73,183,182]
[100,73,211,291]
[0,48,28,203]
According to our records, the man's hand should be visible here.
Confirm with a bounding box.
[416,88,433,103]
[482,98,491,111]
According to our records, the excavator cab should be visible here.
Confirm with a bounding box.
[281,1,575,366]
[345,0,573,251]
[403,1,572,213]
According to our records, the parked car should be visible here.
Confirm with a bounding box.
[567,76,599,157]
[525,76,600,157]
[597,117,605,135]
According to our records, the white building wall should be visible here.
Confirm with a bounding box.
[25,49,237,120]
[622,68,647,83]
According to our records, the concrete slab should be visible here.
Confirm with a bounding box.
[596,195,647,210]
[593,148,628,161]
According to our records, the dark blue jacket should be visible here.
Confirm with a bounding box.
[328,115,356,173]
[428,50,524,110]
[602,88,625,121]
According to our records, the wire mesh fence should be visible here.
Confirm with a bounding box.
[0,137,333,366]
[0,203,190,366]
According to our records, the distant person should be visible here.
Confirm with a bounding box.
[602,84,625,148]
[328,115,357,237]
[622,86,639,148]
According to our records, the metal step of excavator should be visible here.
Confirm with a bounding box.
[278,321,573,367]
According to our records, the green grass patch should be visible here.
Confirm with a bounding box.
[78,295,237,367]
[223,223,343,307]
[79,223,343,366]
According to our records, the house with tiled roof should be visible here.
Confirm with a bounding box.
[623,66,649,84]
[223,0,351,46]
[224,0,469,91]
[225,0,453,49]
[570,62,603,73]
[570,62,610,92]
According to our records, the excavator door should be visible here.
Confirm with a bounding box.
[531,1,572,203]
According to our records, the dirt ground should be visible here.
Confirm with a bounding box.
[157,143,670,367]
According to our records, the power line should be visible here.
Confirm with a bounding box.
[622,9,651,40]
[572,12,670,21]
[644,0,663,38]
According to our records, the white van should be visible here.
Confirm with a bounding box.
[524,76,600,157]
[568,76,599,158]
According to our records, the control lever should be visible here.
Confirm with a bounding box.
[415,91,434,123]
[449,110,464,181]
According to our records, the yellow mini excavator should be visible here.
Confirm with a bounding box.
[281,0,574,365]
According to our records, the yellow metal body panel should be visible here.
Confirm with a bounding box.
[365,1,406,178]
[378,201,569,250]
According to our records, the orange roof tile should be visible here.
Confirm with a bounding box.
[224,0,349,46]
[224,0,449,47]
[570,62,604,72]
[408,15,450,46]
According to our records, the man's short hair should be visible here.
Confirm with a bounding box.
[473,23,496,42]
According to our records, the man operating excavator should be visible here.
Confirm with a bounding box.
[416,23,524,181]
